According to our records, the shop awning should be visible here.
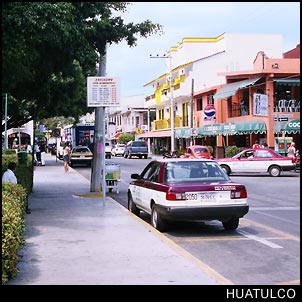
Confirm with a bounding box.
[200,120,267,136]
[273,79,300,86]
[175,128,191,138]
[274,119,300,134]
[213,77,262,99]
[138,129,171,138]
[226,120,267,135]
[113,132,123,139]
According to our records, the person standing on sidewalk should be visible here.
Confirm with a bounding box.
[2,162,31,214]
[40,142,46,166]
[63,142,71,173]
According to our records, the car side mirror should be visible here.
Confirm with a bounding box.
[131,173,140,179]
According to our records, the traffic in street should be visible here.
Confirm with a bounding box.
[74,156,300,285]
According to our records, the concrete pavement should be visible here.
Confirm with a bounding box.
[7,154,226,285]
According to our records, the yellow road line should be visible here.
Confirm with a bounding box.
[241,218,300,242]
[277,279,300,285]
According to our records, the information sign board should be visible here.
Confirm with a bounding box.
[87,77,120,107]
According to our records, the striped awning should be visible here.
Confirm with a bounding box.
[213,77,262,99]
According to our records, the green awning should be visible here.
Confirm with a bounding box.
[274,119,300,134]
[200,123,224,136]
[274,79,300,86]
[226,120,267,135]
[213,77,262,99]
[174,128,191,138]
[200,120,266,136]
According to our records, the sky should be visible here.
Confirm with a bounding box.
[106,2,300,98]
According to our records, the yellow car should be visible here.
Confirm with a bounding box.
[69,146,93,167]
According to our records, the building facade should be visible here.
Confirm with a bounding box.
[138,33,299,157]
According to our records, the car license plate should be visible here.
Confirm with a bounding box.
[185,192,218,203]
[80,156,85,159]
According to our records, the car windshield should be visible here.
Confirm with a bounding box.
[164,161,229,182]
[73,147,91,153]
[194,147,208,153]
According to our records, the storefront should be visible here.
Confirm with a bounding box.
[273,119,300,154]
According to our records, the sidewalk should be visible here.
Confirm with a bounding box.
[7,154,223,285]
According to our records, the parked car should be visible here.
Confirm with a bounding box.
[69,146,93,167]
[111,144,126,157]
[215,148,296,177]
[57,141,66,160]
[181,145,213,159]
[105,141,112,159]
[128,158,249,232]
[124,140,148,159]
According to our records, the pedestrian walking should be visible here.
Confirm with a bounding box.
[2,162,31,214]
[40,142,46,166]
[34,143,41,166]
[63,142,71,173]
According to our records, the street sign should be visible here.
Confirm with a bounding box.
[52,128,61,137]
[87,77,120,107]
[273,117,288,121]
[189,128,198,136]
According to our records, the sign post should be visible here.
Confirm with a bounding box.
[87,76,120,204]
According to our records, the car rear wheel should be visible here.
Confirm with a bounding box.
[268,165,281,177]
[220,164,231,175]
[128,193,140,216]
[222,218,239,230]
[151,205,166,232]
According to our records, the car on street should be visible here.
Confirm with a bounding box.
[124,140,148,159]
[128,158,249,232]
[105,141,112,159]
[181,145,213,159]
[69,145,93,167]
[215,147,296,177]
[111,143,126,157]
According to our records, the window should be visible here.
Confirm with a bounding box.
[207,94,214,105]
[196,97,203,111]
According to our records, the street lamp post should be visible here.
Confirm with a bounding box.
[150,54,175,152]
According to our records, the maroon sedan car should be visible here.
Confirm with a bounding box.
[128,158,249,232]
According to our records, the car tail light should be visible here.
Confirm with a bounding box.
[166,192,186,201]
[230,189,247,199]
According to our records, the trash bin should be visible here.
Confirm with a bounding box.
[18,151,28,165]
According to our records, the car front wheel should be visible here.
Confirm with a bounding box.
[151,205,166,232]
[268,165,281,177]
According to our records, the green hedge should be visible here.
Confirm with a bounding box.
[2,151,34,284]
[2,183,27,284]
[225,146,241,158]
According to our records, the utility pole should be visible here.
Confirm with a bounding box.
[190,79,194,146]
[90,52,107,203]
[4,93,8,150]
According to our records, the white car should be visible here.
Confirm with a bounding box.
[216,148,296,177]
[111,144,126,157]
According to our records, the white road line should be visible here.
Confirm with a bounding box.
[237,229,283,249]
[250,207,299,210]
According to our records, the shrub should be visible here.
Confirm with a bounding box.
[207,145,214,156]
[2,183,27,284]
[225,146,240,158]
